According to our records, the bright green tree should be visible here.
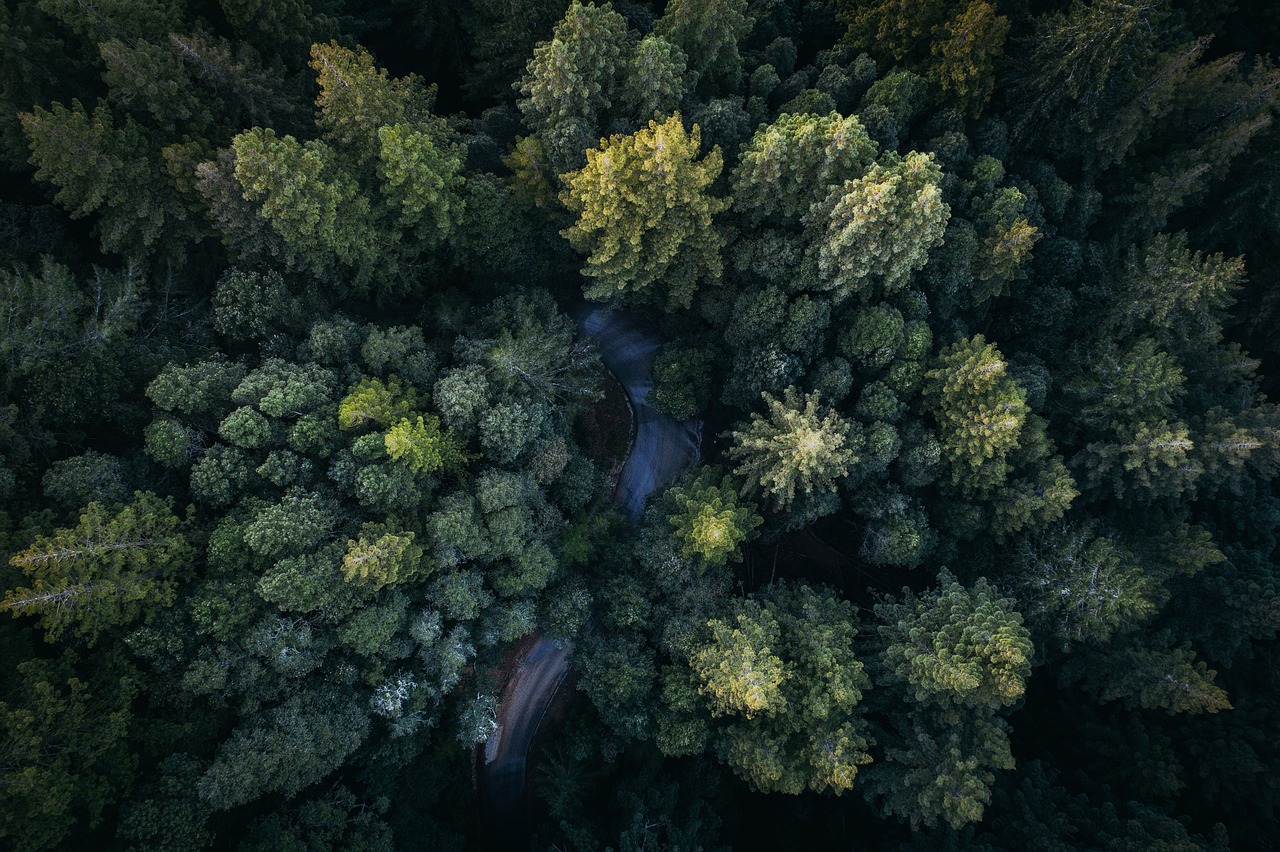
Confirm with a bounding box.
[341,525,427,590]
[727,387,861,511]
[3,493,192,644]
[560,112,729,309]
[384,415,468,476]
[666,467,762,568]
[337,377,421,432]
[925,335,1029,495]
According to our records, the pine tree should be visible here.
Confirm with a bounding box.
[731,111,877,224]
[666,467,762,568]
[560,113,729,309]
[3,493,192,644]
[807,151,950,301]
[727,387,861,511]
[877,570,1033,711]
[925,335,1029,495]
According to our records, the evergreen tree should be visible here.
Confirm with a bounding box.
[4,493,192,644]
[560,113,729,309]
[727,387,861,511]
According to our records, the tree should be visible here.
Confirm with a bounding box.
[337,377,421,432]
[20,100,191,258]
[865,711,1015,830]
[0,653,137,852]
[4,493,192,644]
[229,127,378,281]
[516,0,629,169]
[560,113,729,310]
[924,335,1029,495]
[727,387,861,511]
[930,1,1010,117]
[376,122,466,244]
[309,41,436,161]
[654,0,754,90]
[389,411,476,473]
[666,468,762,568]
[876,570,1033,712]
[198,690,370,810]
[620,34,689,121]
[730,111,877,224]
[670,583,873,795]
[341,525,428,590]
[1015,524,1159,650]
[807,151,950,301]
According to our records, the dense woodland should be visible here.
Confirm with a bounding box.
[2,0,1280,848]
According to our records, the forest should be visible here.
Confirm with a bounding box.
[2,0,1280,849]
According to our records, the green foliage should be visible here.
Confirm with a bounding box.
[337,377,421,432]
[0,653,137,852]
[560,113,729,309]
[925,335,1029,495]
[727,387,860,511]
[731,111,877,223]
[4,493,191,644]
[198,690,370,810]
[341,525,428,590]
[517,0,629,159]
[673,583,872,795]
[808,150,950,300]
[877,570,1033,711]
[20,100,190,258]
[386,411,473,473]
[666,468,762,567]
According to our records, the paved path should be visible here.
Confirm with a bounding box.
[480,305,701,848]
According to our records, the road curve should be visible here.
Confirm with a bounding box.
[479,305,701,847]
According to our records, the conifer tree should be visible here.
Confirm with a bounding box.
[807,151,950,300]
[560,113,729,309]
[727,387,861,511]
[3,493,192,644]
[925,335,1028,495]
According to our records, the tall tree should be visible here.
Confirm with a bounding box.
[4,493,192,644]
[727,387,861,511]
[560,113,729,309]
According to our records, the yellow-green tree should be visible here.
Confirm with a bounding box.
[384,415,468,476]
[666,467,762,568]
[727,387,860,511]
[560,112,729,309]
[924,335,1028,495]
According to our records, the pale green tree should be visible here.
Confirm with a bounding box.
[807,151,950,300]
[731,111,877,224]
[727,387,860,510]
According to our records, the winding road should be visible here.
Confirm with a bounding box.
[479,306,701,847]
